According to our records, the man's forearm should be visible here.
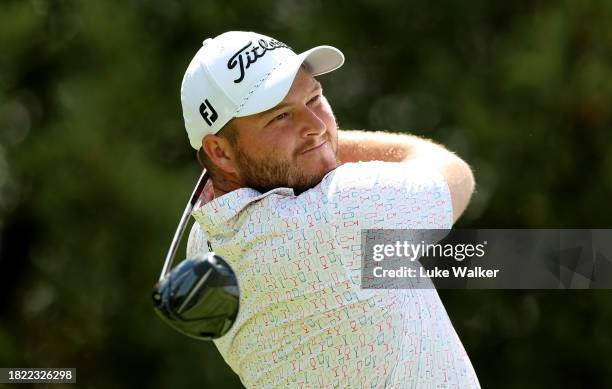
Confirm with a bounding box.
[337,129,452,164]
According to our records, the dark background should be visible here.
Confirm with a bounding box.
[1,0,611,388]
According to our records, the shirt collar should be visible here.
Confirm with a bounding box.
[191,187,294,235]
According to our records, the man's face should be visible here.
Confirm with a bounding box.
[230,67,338,195]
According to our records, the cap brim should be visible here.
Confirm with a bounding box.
[234,45,344,117]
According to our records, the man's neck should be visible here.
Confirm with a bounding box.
[213,187,230,198]
[210,174,244,199]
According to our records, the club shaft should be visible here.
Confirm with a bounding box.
[158,170,209,282]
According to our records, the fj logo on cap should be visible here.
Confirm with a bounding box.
[227,39,291,83]
[199,99,218,126]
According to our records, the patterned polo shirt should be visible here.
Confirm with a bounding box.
[187,161,480,388]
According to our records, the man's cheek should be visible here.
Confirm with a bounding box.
[322,112,338,135]
[321,97,336,117]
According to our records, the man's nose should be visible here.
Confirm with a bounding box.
[297,106,326,138]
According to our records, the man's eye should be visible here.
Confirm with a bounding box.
[270,112,288,124]
[308,95,321,105]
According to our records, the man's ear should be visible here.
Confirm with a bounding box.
[201,134,239,175]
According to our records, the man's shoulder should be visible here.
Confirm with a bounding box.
[320,161,390,185]
[318,161,453,229]
[320,160,447,192]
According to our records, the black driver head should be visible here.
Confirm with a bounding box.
[152,252,239,340]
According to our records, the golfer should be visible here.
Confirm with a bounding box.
[182,31,480,388]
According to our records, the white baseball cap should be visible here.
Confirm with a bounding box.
[181,31,345,149]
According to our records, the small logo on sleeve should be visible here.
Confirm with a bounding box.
[199,99,218,126]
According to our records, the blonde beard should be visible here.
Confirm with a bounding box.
[234,140,337,195]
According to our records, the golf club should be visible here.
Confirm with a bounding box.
[152,170,239,340]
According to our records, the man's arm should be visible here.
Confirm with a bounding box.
[337,130,475,223]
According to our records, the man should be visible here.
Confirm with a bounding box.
[182,31,480,388]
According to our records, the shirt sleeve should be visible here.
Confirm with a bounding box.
[321,160,453,231]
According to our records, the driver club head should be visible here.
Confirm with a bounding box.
[152,252,239,340]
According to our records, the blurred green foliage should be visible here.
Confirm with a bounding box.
[1,0,611,388]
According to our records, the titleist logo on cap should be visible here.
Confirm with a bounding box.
[227,39,291,83]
